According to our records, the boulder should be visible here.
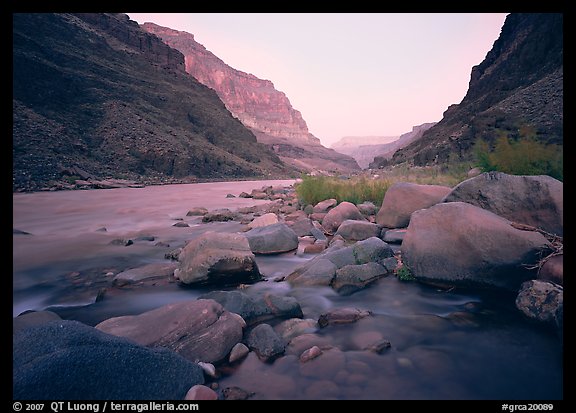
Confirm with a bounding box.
[274,318,318,341]
[376,182,451,228]
[246,323,286,361]
[332,262,389,295]
[229,343,250,363]
[402,202,551,291]
[313,198,338,213]
[186,207,208,216]
[202,208,238,222]
[286,218,314,237]
[335,220,381,241]
[443,172,563,236]
[322,202,365,234]
[113,262,178,286]
[176,232,261,286]
[515,280,563,325]
[247,213,279,229]
[357,201,378,216]
[318,308,371,328]
[382,229,406,244]
[244,222,299,254]
[199,290,303,325]
[96,299,244,364]
[14,320,204,400]
[285,258,337,287]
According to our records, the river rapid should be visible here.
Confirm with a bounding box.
[13,180,562,400]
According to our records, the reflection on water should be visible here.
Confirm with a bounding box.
[13,181,562,400]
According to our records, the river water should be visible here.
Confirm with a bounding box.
[13,180,562,400]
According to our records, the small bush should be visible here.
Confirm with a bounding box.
[396,265,416,282]
[474,135,563,181]
[295,175,392,206]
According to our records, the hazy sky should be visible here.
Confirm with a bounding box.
[128,13,508,147]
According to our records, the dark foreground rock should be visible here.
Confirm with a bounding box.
[96,299,244,364]
[516,280,563,325]
[402,202,551,291]
[244,222,299,254]
[13,320,204,400]
[443,172,563,236]
[176,231,261,286]
[246,323,286,361]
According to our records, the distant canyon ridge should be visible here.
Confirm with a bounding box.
[141,23,359,174]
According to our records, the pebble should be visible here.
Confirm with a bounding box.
[198,362,217,378]
[184,385,218,401]
[300,346,322,363]
[229,343,249,363]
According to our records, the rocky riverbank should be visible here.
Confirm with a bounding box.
[13,173,563,400]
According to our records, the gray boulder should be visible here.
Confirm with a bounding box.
[247,213,279,229]
[402,202,551,291]
[96,299,244,364]
[202,208,238,222]
[376,182,451,228]
[199,290,303,325]
[246,323,286,361]
[332,262,389,295]
[443,172,563,236]
[322,202,365,234]
[313,198,338,213]
[14,320,204,400]
[176,231,261,286]
[334,220,381,241]
[516,280,563,325]
[244,222,299,254]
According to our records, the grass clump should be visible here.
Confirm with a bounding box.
[396,265,416,282]
[295,175,392,206]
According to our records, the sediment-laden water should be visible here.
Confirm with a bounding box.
[13,180,562,400]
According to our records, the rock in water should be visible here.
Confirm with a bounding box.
[318,308,371,328]
[13,320,204,400]
[176,231,261,286]
[376,182,451,228]
[515,280,563,324]
[244,222,299,254]
[334,220,381,241]
[113,262,178,286]
[402,202,551,291]
[96,299,244,364]
[246,323,286,361]
[443,172,563,236]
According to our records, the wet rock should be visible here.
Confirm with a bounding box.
[202,208,238,222]
[376,182,451,228]
[303,241,327,254]
[176,231,261,286]
[246,323,286,361]
[383,229,406,244]
[287,217,314,237]
[165,247,182,261]
[226,193,236,198]
[155,241,170,247]
[109,238,133,246]
[443,172,563,236]
[14,320,204,400]
[13,311,61,335]
[247,212,279,229]
[186,207,208,216]
[538,254,563,285]
[285,334,332,357]
[135,235,155,241]
[229,343,250,363]
[313,198,337,213]
[198,362,217,378]
[244,222,298,254]
[96,299,244,364]
[199,290,303,325]
[299,345,323,362]
[113,262,178,286]
[318,308,371,328]
[285,258,337,287]
[222,386,255,400]
[299,348,346,379]
[185,385,218,400]
[403,202,551,291]
[516,280,563,325]
[172,221,190,227]
[335,220,381,241]
[322,201,366,234]
[239,191,251,198]
[274,318,318,341]
[332,262,389,295]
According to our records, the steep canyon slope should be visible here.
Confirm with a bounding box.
[141,22,360,173]
[391,13,563,166]
[13,13,294,191]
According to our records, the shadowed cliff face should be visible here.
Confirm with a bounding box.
[391,13,563,166]
[141,22,360,174]
[13,13,295,191]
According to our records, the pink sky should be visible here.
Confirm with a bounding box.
[128,13,508,147]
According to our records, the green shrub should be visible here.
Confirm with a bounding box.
[474,135,563,181]
[396,265,416,282]
[295,175,392,206]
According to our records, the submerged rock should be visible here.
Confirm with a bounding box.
[318,308,371,328]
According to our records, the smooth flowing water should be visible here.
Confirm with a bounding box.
[13,181,562,400]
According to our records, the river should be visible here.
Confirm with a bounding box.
[13,180,562,400]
